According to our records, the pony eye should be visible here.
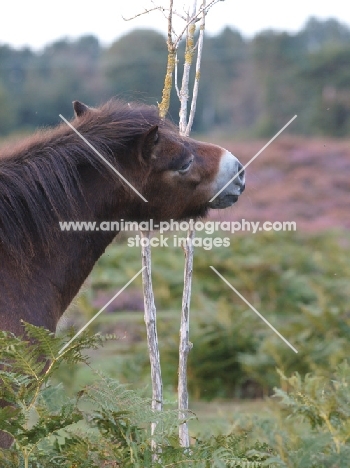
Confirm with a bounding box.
[178,157,194,174]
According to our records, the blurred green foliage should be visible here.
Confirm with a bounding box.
[244,361,350,467]
[56,230,350,400]
[1,17,350,136]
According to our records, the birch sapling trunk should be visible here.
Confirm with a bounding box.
[129,0,216,451]
[178,228,195,447]
[139,2,175,457]
[178,0,208,448]
[140,231,162,457]
[139,4,177,455]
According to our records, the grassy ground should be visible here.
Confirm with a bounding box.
[189,399,269,436]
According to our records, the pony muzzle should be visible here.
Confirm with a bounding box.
[209,150,245,209]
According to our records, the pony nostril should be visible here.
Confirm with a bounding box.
[236,162,245,185]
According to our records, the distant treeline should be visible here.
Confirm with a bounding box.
[0,17,350,137]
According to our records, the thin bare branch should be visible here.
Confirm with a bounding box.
[186,0,206,135]
[167,0,174,46]
[122,6,165,21]
[124,1,186,24]
[178,1,197,135]
[150,0,179,39]
[173,0,220,49]
[172,9,188,21]
[151,0,169,21]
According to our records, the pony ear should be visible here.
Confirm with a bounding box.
[73,101,90,117]
[141,125,159,160]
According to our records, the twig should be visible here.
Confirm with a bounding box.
[173,0,220,49]
[122,5,165,22]
[186,0,206,135]
[178,0,197,136]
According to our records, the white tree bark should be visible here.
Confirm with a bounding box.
[127,0,221,451]
[140,231,162,459]
[178,229,195,447]
[179,0,197,135]
[177,1,207,448]
[186,0,206,136]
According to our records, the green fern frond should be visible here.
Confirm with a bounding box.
[0,406,24,437]
[17,402,82,447]
[22,322,61,360]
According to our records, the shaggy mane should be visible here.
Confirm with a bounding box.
[0,99,169,258]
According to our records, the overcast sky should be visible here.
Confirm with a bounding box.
[1,0,350,50]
